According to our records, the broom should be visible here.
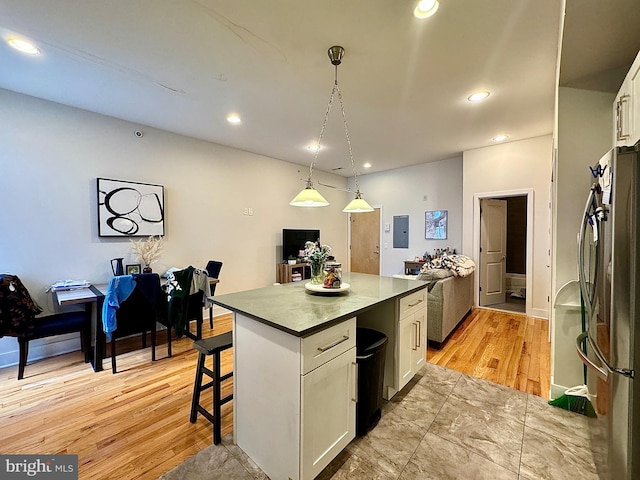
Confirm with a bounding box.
[547,293,597,418]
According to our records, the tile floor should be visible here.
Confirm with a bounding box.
[159,362,603,480]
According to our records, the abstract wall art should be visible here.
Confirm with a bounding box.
[425,210,448,239]
[97,178,165,237]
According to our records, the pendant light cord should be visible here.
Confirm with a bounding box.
[309,63,361,193]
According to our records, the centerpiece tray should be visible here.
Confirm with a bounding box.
[304,282,350,294]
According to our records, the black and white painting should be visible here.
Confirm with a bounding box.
[97,178,165,237]
[425,210,447,239]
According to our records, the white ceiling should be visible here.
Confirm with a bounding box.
[0,1,637,176]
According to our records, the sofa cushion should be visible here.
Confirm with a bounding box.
[417,268,454,282]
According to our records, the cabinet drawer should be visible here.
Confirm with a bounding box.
[399,289,426,317]
[301,317,356,375]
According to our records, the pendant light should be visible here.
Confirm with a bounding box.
[290,46,374,213]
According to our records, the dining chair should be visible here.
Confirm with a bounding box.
[0,274,89,380]
[204,260,223,328]
[108,273,163,374]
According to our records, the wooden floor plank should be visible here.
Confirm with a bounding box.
[0,314,233,479]
[427,307,551,399]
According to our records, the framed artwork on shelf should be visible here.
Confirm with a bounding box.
[126,264,141,275]
[97,178,165,237]
[425,210,448,239]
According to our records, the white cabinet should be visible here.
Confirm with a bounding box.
[397,289,427,392]
[614,50,640,147]
[234,314,356,480]
[357,286,427,399]
[301,348,356,479]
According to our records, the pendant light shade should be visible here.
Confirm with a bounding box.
[290,182,330,207]
[342,191,374,213]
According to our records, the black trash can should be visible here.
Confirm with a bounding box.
[356,327,388,436]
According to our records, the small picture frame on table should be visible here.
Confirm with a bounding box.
[126,264,141,275]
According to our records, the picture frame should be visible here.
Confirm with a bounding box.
[97,178,165,237]
[425,210,448,239]
[126,264,141,275]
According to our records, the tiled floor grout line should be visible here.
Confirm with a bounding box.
[516,393,530,478]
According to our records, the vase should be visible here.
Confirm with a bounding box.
[143,265,152,273]
[310,262,324,285]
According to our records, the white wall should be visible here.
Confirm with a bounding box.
[0,89,349,367]
[349,157,463,276]
[551,87,615,394]
[462,135,553,319]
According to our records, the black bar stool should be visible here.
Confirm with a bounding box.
[190,332,233,444]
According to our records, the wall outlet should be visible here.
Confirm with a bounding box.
[248,207,254,216]
[243,207,249,215]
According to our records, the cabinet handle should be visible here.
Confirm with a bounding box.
[412,323,418,350]
[618,94,631,140]
[408,299,423,307]
[351,361,358,402]
[317,335,349,352]
[416,321,421,348]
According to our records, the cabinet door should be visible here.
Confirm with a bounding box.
[615,77,633,146]
[630,55,640,146]
[411,308,426,372]
[301,347,356,480]
[398,314,415,391]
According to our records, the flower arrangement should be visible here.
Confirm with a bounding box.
[130,235,164,268]
[304,241,332,284]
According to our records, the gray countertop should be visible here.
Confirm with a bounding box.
[211,272,428,337]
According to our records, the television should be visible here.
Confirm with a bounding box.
[282,229,320,261]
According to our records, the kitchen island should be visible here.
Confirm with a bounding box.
[212,272,428,480]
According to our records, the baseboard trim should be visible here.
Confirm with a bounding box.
[531,307,549,320]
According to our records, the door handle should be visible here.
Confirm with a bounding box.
[412,323,418,350]
[576,331,635,380]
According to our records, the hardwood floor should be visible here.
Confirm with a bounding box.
[0,315,234,480]
[427,307,551,398]
[0,307,550,479]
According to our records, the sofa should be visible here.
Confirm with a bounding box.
[394,267,474,348]
[425,273,474,347]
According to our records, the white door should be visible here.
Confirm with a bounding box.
[301,348,356,480]
[480,198,507,306]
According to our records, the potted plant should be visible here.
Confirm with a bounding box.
[287,255,297,265]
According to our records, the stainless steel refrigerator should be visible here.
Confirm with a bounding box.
[577,144,639,479]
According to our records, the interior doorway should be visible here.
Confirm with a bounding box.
[349,207,381,274]
[474,191,532,315]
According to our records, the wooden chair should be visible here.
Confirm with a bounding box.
[108,273,163,374]
[0,274,90,380]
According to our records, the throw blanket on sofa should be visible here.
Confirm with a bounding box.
[419,254,476,278]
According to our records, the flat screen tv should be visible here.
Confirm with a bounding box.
[282,229,320,261]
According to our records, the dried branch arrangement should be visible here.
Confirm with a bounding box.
[130,235,164,266]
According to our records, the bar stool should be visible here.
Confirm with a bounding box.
[190,332,233,444]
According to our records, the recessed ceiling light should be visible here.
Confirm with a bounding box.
[7,37,40,55]
[468,91,490,102]
[492,134,509,142]
[307,143,320,153]
[363,162,372,169]
[414,0,439,18]
[226,114,241,125]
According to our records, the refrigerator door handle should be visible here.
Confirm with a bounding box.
[576,331,635,380]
